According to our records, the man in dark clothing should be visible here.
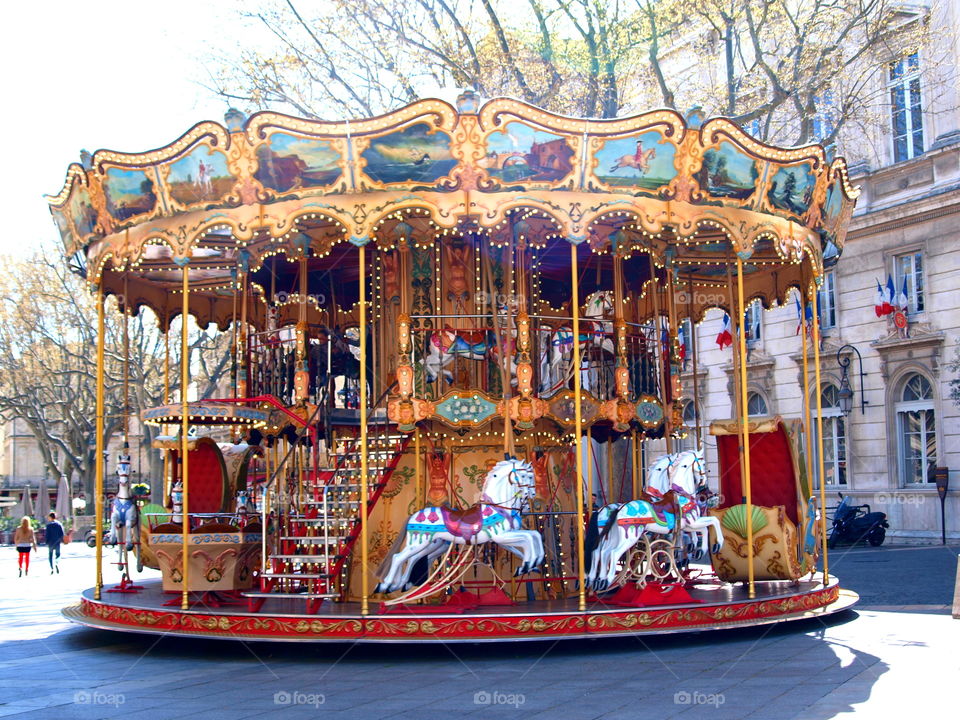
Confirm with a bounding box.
[45,512,64,574]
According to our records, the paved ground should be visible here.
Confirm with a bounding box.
[0,542,957,719]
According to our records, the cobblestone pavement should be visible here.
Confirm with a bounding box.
[0,543,956,719]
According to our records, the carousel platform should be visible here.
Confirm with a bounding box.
[63,577,856,643]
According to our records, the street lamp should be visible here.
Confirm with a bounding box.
[836,344,867,416]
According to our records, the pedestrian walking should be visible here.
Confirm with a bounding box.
[45,512,65,574]
[14,518,37,577]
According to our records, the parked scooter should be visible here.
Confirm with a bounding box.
[84,527,116,548]
[828,493,889,548]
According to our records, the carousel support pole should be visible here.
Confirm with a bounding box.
[649,266,671,454]
[571,242,587,612]
[94,285,105,600]
[163,312,171,507]
[238,266,249,399]
[359,243,370,616]
[632,431,640,497]
[735,257,755,598]
[688,276,703,449]
[586,426,593,513]
[414,428,423,507]
[665,257,680,444]
[800,283,815,524]
[180,263,191,611]
[811,279,829,586]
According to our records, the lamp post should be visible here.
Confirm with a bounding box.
[836,344,867,416]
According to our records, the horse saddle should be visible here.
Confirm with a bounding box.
[440,504,489,542]
[640,490,681,525]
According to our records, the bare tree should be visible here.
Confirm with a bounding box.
[0,254,231,501]
[208,0,945,150]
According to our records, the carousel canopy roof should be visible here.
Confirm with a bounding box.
[47,95,858,328]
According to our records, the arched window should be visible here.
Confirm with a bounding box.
[896,373,937,485]
[677,400,701,452]
[813,384,847,488]
[746,392,768,416]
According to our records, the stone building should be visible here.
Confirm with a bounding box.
[671,2,960,541]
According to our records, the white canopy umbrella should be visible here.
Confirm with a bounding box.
[35,477,51,521]
[14,485,33,518]
[55,475,72,519]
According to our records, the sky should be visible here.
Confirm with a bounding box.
[0,1,255,258]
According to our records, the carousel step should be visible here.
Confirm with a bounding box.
[279,536,342,544]
[242,591,338,599]
[260,572,331,580]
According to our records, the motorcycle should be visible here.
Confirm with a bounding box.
[84,527,116,548]
[828,493,889,548]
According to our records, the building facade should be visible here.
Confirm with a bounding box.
[673,3,960,541]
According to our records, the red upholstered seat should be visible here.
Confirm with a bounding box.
[715,421,800,526]
[172,438,229,514]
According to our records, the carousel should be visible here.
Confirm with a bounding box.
[49,93,859,642]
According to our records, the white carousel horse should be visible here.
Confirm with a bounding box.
[424,309,517,384]
[646,448,722,558]
[375,456,543,594]
[108,452,139,552]
[541,290,616,394]
[584,448,722,590]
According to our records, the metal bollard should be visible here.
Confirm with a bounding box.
[954,555,960,620]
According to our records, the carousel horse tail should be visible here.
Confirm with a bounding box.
[584,509,603,570]
[376,525,409,579]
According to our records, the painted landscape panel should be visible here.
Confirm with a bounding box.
[361,123,455,185]
[103,168,157,221]
[695,142,758,200]
[593,130,678,193]
[255,133,342,193]
[167,145,235,205]
[767,163,816,216]
[481,122,574,184]
[66,183,97,237]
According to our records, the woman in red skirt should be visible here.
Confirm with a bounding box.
[14,517,37,576]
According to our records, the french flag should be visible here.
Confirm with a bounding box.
[884,274,896,315]
[897,276,908,310]
[874,280,885,317]
[678,323,687,362]
[716,313,733,350]
[795,294,804,334]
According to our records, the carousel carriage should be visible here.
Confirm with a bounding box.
[51,93,858,641]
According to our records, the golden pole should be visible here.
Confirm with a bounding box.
[632,432,640,497]
[688,276,702,449]
[180,264,191,611]
[586,426,593,514]
[414,428,423,507]
[725,268,747,502]
[571,242,586,611]
[359,243,370,615]
[94,285,105,600]
[800,286,815,504]
[811,279,829,586]
[649,268,671,454]
[736,257,755,598]
[162,318,171,508]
